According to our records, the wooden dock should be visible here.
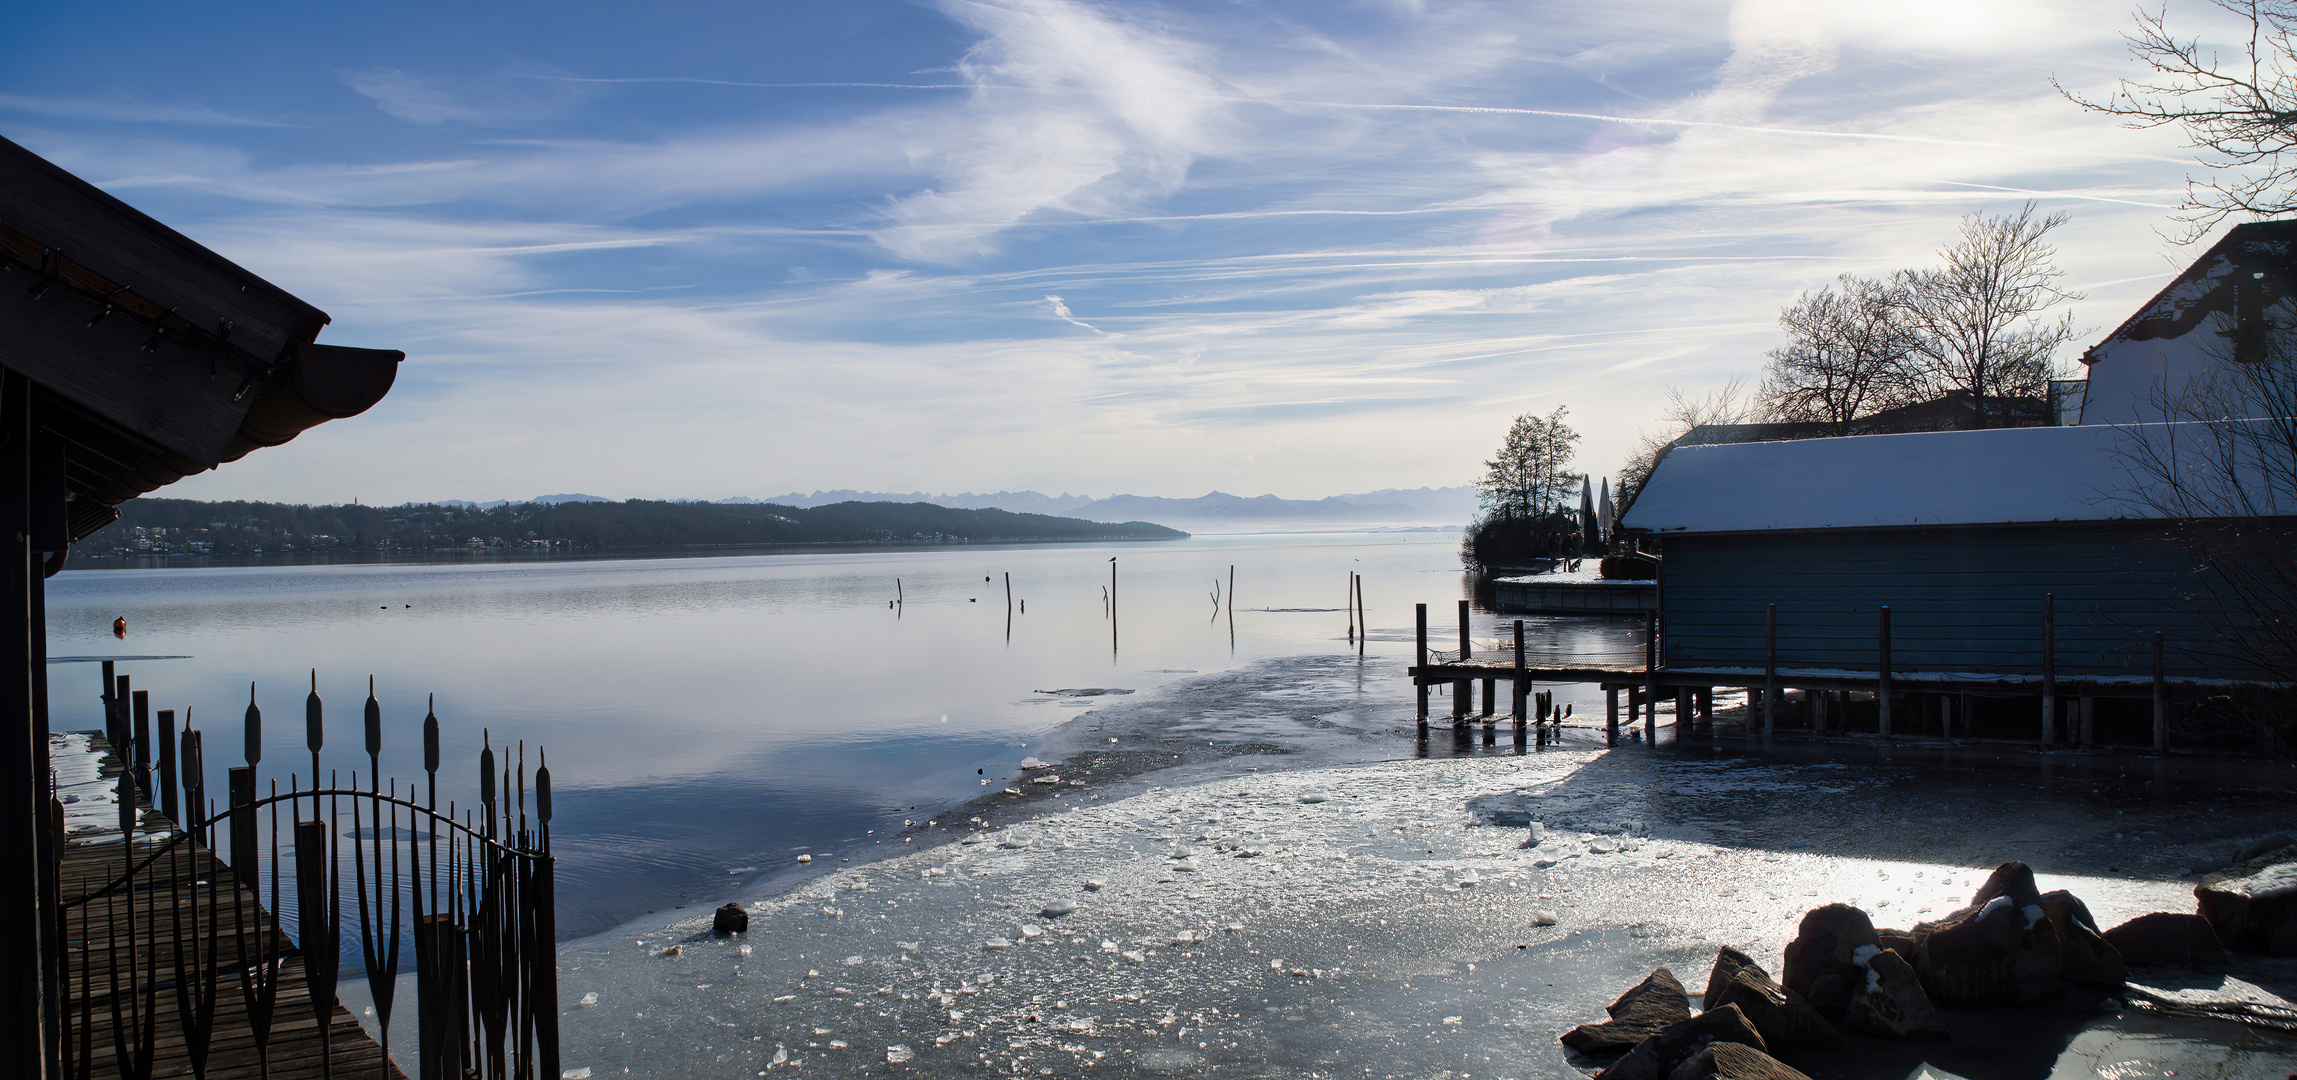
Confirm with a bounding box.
[59,737,402,1080]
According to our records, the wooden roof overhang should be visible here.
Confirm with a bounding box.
[0,135,401,545]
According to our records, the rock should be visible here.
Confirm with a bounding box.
[1703,957,1840,1051]
[1561,968,1693,1056]
[1781,904,1879,1017]
[1665,1042,1814,1080]
[1701,947,1759,1013]
[2195,850,2297,954]
[1913,894,2063,1007]
[2038,890,2124,989]
[2102,912,2228,966]
[1592,1004,1767,1080]
[2233,835,2296,866]
[1842,945,1948,1040]
[1875,927,1921,960]
[711,903,749,935]
[1970,861,2045,910]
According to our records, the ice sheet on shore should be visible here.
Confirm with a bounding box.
[528,743,2297,1079]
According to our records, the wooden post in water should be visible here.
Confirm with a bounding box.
[131,689,150,798]
[1878,606,1893,738]
[1605,686,1619,747]
[156,709,177,824]
[2040,594,2056,747]
[1415,603,1429,725]
[2152,631,2168,755]
[2079,692,2094,747]
[1512,620,1527,726]
[1763,604,1777,737]
[1454,600,1471,719]
[100,659,116,750]
[1005,572,1012,613]
[112,673,129,754]
[1341,579,1359,652]
[1346,573,1355,646]
[1675,688,1691,734]
[1643,610,1657,744]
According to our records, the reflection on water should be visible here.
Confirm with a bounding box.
[45,533,1639,936]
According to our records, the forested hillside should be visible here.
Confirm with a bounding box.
[81,498,1186,558]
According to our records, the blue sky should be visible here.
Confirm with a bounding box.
[0,0,2220,504]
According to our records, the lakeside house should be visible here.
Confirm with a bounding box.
[0,134,402,1077]
[1622,223,2297,745]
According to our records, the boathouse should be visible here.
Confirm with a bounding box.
[0,134,403,1078]
[1619,222,2297,747]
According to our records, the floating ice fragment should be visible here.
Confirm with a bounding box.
[796,854,812,864]
[896,941,921,953]
[1589,838,1618,854]
[1532,910,1559,927]
[1020,925,1044,940]
[842,955,864,966]
[1224,923,1244,933]
[828,1040,847,1049]
[770,1048,787,1066]
[578,992,598,1007]
[1042,899,1077,916]
[1121,950,1146,964]
[562,1069,592,1079]
[1030,774,1062,785]
[982,938,1013,950]
[1456,873,1482,887]
[1442,1016,1462,1026]
[738,945,753,957]
[1019,757,1051,770]
[885,1046,914,1064]
[1297,792,1332,804]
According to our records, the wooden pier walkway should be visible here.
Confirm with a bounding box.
[60,736,402,1080]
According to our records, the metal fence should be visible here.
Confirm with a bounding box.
[54,665,558,1080]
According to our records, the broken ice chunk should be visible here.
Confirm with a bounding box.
[885,1046,914,1064]
[1042,899,1077,916]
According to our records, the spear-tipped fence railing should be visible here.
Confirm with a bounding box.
[56,669,558,1080]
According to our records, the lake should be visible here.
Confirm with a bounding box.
[45,532,1647,937]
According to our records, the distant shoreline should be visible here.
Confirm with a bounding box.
[58,533,1193,571]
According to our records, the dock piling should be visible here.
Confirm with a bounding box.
[1511,620,1527,726]
[1605,687,1619,747]
[1643,610,1656,744]
[1454,600,1471,720]
[1878,606,1893,738]
[2152,631,2167,755]
[1414,604,1429,726]
[1763,604,1777,737]
[2041,594,2056,747]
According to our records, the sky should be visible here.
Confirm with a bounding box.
[0,0,2236,505]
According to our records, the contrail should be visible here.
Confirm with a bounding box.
[528,75,985,90]
[1254,98,2191,164]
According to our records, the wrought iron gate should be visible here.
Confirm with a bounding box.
[54,667,559,1080]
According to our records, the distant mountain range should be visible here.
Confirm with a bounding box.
[438,487,1477,531]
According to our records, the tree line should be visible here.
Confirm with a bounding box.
[80,498,1185,559]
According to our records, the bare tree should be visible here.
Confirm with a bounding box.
[1761,274,1923,435]
[2113,329,2297,684]
[1615,380,1758,514]
[1478,406,1582,522]
[2061,1,2297,236]
[1897,203,2082,428]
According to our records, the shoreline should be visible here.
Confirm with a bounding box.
[342,655,2297,1077]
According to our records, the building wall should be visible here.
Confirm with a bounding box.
[1658,523,2268,681]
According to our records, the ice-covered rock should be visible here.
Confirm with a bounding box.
[1702,948,1839,1051]
[2196,850,2297,954]
[1781,903,1877,1016]
[2102,912,2226,966]
[1842,945,1946,1040]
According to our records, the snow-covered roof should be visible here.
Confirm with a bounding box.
[1621,422,2287,535]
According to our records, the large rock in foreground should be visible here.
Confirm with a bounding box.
[2103,912,2227,966]
[1563,968,1693,1056]
[2196,852,2297,954]
[1702,949,1840,1051]
[2038,889,2124,989]
[1592,1004,1767,1080]
[1914,893,2062,1006]
[1781,904,1878,1018]
[1665,1042,1814,1080]
[1841,946,1948,1040]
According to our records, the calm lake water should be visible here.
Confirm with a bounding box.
[49,532,1631,934]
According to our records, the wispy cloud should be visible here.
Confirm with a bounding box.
[0,92,288,127]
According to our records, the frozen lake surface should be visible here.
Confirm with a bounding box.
[44,532,1635,936]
